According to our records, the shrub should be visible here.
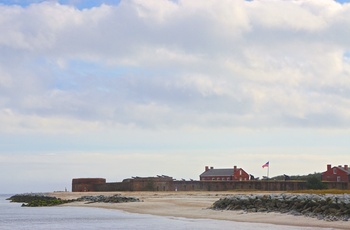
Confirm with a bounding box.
[306,176,326,190]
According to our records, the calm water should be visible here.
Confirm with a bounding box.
[0,194,327,230]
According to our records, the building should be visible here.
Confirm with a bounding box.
[72,176,313,192]
[322,164,350,182]
[199,166,250,181]
[72,178,106,192]
[71,172,350,192]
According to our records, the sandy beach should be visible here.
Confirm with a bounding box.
[51,191,350,229]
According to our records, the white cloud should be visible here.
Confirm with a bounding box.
[3,0,350,194]
[1,0,350,131]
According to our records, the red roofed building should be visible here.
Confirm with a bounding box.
[322,164,350,182]
[199,165,250,181]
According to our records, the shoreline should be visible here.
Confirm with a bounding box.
[51,191,350,229]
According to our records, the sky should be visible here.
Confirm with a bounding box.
[1,0,350,193]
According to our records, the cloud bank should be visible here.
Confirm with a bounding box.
[1,0,350,134]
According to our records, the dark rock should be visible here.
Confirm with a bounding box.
[7,193,140,207]
[7,193,72,207]
[211,193,350,222]
[76,194,140,203]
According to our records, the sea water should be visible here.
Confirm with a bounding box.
[0,194,327,230]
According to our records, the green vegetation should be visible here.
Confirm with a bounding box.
[290,189,350,194]
[7,194,74,207]
[271,172,323,181]
[22,198,71,207]
[305,176,327,190]
[7,194,140,207]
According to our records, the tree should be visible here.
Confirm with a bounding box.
[306,176,326,190]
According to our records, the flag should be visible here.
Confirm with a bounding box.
[262,161,269,168]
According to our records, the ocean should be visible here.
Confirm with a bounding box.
[0,194,328,230]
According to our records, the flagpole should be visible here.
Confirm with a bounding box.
[267,164,269,179]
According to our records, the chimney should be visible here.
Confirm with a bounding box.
[345,165,348,170]
[233,166,237,172]
[327,164,331,171]
[210,166,214,170]
[205,166,209,171]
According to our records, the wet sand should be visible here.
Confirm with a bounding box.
[51,191,350,229]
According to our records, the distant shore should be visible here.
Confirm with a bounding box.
[51,191,350,230]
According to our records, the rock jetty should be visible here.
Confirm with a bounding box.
[76,194,140,203]
[7,194,140,207]
[211,194,350,221]
[7,193,72,207]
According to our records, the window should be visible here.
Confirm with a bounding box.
[222,178,225,181]
[212,178,215,180]
[333,168,337,174]
[227,177,230,181]
[240,170,242,175]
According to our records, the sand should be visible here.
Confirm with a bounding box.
[50,191,350,229]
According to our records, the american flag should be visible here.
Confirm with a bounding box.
[262,161,269,168]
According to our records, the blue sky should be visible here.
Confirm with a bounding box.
[1,0,349,8]
[1,0,350,193]
[0,0,121,9]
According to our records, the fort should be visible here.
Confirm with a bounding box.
[72,164,350,192]
[72,176,350,192]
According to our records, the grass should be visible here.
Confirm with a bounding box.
[289,189,350,194]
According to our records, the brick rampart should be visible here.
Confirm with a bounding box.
[72,178,106,192]
[93,180,309,192]
[73,177,350,192]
